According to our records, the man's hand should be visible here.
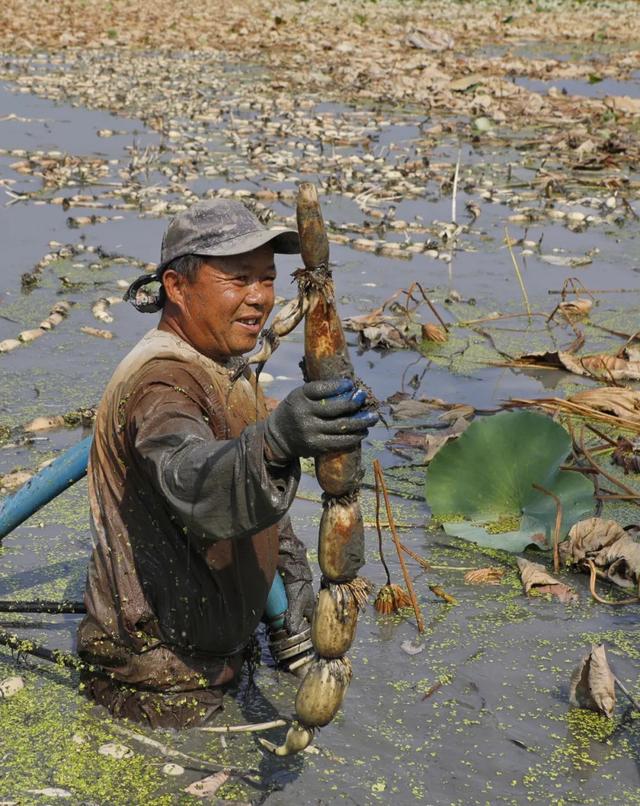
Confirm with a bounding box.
[265,379,378,463]
[283,577,315,635]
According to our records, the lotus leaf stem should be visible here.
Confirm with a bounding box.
[587,560,640,606]
[373,460,425,633]
[532,483,562,573]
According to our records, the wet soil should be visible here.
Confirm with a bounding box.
[1,17,640,806]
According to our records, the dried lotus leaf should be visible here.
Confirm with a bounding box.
[570,644,616,718]
[561,518,628,565]
[567,387,640,423]
[517,557,577,603]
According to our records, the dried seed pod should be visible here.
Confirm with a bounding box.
[295,657,352,728]
[311,586,359,658]
[318,496,365,583]
[374,583,412,614]
[558,299,592,320]
[421,323,448,343]
[316,448,362,498]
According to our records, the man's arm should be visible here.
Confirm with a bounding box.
[131,386,300,542]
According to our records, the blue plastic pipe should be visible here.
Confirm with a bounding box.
[0,436,289,624]
[0,435,92,539]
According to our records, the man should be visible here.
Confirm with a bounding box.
[77,199,376,729]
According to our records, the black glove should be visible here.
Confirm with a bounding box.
[264,378,378,463]
[277,517,315,636]
[283,578,315,636]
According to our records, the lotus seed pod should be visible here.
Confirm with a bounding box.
[311,586,359,658]
[421,323,448,343]
[316,448,361,498]
[295,657,352,728]
[318,497,364,583]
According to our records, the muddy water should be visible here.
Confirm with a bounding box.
[1,71,640,805]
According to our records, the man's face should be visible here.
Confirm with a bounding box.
[176,244,277,361]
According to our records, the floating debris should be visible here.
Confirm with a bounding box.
[24,416,66,432]
[80,326,114,340]
[570,644,616,718]
[517,557,577,604]
[98,742,134,760]
[0,676,24,698]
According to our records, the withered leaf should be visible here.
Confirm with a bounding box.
[568,387,640,424]
[561,518,628,565]
[561,517,640,590]
[517,557,577,603]
[570,644,616,717]
[516,349,640,381]
[464,566,505,585]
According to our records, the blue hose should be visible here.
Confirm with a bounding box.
[0,436,289,623]
[0,436,92,539]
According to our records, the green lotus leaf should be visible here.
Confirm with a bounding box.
[425,410,596,552]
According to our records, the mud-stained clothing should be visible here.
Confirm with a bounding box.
[77,328,303,727]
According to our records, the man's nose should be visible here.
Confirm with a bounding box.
[245,280,271,307]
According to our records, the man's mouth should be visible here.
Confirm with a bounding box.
[235,317,262,335]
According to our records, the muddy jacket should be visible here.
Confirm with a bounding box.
[77,328,302,692]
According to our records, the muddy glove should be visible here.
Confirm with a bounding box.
[277,516,315,635]
[283,578,315,635]
[264,378,378,463]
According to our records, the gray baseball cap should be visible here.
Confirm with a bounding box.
[158,198,300,273]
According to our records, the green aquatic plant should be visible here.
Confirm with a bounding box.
[425,411,596,552]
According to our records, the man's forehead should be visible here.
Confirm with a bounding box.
[204,248,276,273]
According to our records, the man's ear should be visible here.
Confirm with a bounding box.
[161,269,187,309]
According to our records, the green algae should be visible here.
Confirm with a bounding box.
[0,663,181,804]
[485,514,522,534]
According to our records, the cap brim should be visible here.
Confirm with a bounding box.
[158,227,300,273]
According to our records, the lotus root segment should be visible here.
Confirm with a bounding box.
[304,291,354,382]
[311,585,360,658]
[318,495,365,583]
[275,181,367,754]
[295,657,353,728]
